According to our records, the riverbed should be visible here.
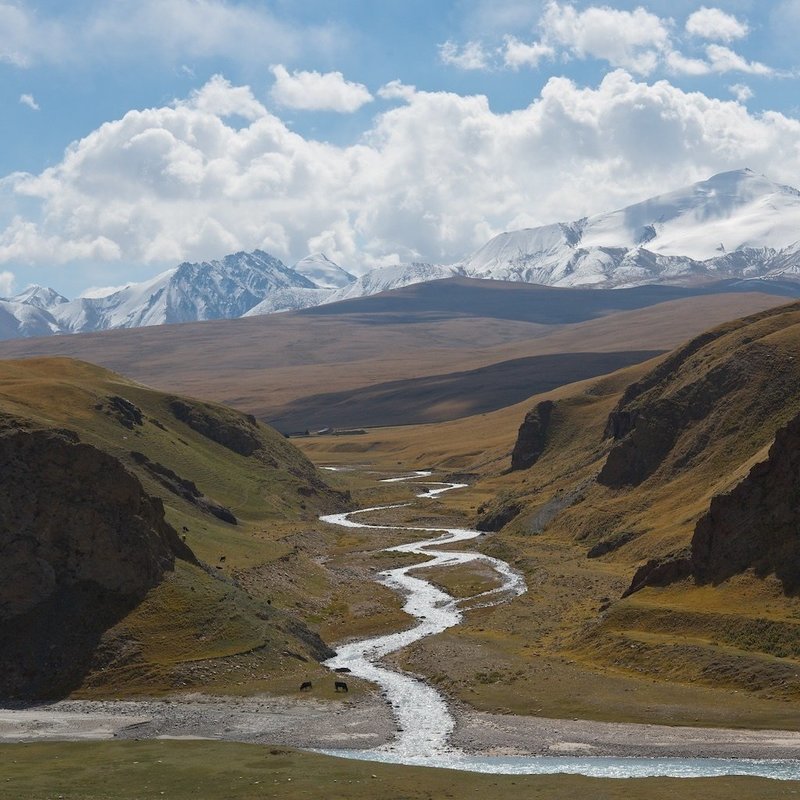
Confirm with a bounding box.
[316,472,800,780]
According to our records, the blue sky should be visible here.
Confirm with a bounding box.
[2,0,800,296]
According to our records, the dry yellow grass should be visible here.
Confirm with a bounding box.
[298,304,800,727]
[0,291,784,424]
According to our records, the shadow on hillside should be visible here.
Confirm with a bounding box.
[0,583,139,704]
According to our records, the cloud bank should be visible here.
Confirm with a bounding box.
[443,3,777,78]
[2,70,800,277]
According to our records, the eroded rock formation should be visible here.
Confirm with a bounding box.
[0,426,195,698]
[510,400,554,471]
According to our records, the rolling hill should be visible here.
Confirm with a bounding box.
[0,357,348,701]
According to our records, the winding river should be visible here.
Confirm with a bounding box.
[318,471,800,781]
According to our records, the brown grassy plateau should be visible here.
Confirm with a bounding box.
[0,279,791,432]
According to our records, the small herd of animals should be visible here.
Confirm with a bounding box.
[300,667,351,693]
[299,680,348,692]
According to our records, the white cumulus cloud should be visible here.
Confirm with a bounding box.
[729,83,754,103]
[686,7,749,42]
[668,45,773,77]
[540,1,671,75]
[706,44,773,76]
[269,65,373,112]
[666,50,712,76]
[439,40,491,70]
[185,74,267,120]
[503,36,555,69]
[3,72,800,279]
[378,80,417,102]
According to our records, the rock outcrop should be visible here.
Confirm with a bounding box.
[510,400,554,471]
[0,426,195,699]
[169,399,263,457]
[98,395,144,429]
[691,411,800,592]
[476,497,523,532]
[130,451,238,525]
[624,411,800,596]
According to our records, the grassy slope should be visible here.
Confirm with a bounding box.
[0,357,390,697]
[0,741,795,800]
[296,303,800,728]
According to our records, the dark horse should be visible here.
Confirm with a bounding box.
[299,681,312,691]
[334,680,349,693]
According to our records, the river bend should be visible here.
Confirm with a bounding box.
[319,471,800,781]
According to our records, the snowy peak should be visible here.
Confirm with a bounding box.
[10,285,70,310]
[291,253,356,290]
[463,169,800,285]
[326,262,461,303]
[581,169,800,259]
[0,299,63,339]
[42,250,322,334]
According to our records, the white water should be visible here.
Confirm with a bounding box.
[319,474,800,780]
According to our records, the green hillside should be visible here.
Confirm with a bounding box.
[0,357,350,700]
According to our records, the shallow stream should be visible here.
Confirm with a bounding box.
[319,473,800,781]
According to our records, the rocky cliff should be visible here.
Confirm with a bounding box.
[625,410,800,596]
[0,426,196,699]
[693,411,800,591]
[510,400,554,471]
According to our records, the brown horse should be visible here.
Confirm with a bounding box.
[299,681,312,691]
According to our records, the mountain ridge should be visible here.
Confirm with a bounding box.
[5,169,800,340]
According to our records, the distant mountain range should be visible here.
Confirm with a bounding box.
[4,168,800,340]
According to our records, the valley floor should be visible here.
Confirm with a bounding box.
[2,696,800,761]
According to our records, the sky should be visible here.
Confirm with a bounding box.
[2,0,800,297]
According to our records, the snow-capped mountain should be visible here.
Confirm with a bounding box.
[243,287,334,316]
[0,298,63,340]
[461,169,800,287]
[291,253,356,290]
[243,261,458,314]
[52,250,317,332]
[11,285,70,311]
[4,169,800,341]
[326,262,462,303]
[0,250,355,338]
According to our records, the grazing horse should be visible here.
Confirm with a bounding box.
[299,681,312,691]
[334,680,349,693]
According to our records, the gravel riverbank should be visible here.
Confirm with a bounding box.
[3,694,800,761]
